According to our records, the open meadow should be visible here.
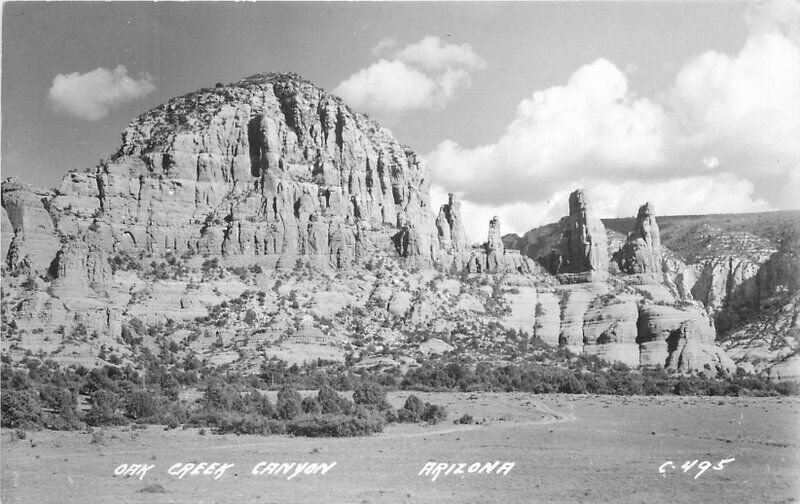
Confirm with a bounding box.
[2,392,798,504]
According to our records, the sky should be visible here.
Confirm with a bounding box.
[2,1,798,241]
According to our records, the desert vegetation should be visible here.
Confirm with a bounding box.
[2,344,794,437]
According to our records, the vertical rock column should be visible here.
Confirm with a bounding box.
[618,201,662,275]
[556,189,609,280]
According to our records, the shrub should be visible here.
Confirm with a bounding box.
[39,385,81,430]
[317,385,352,415]
[1,390,42,428]
[397,395,425,423]
[286,413,384,437]
[85,390,128,426]
[402,395,425,415]
[352,381,390,410]
[456,414,474,425]
[421,403,447,424]
[125,390,163,421]
[301,396,321,414]
[211,413,286,436]
[202,380,244,412]
[276,386,302,420]
[139,484,167,494]
[244,392,276,417]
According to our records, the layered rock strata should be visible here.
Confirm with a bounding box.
[7,73,449,273]
[582,301,640,367]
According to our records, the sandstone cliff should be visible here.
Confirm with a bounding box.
[2,72,791,380]
[27,73,448,272]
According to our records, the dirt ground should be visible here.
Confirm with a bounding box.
[2,393,798,504]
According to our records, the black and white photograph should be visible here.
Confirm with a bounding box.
[1,1,798,502]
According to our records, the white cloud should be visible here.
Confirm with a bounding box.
[334,36,484,117]
[669,32,800,207]
[393,36,486,71]
[48,65,155,121]
[702,156,720,169]
[744,0,800,42]
[371,37,398,56]
[426,1,799,230]
[428,58,667,205]
[333,60,455,115]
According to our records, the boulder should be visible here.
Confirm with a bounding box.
[387,291,413,317]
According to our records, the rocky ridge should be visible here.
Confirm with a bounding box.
[2,73,796,380]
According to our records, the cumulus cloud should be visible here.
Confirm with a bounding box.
[48,65,155,121]
[334,36,485,117]
[744,0,800,42]
[429,58,667,205]
[426,0,799,234]
[393,36,486,71]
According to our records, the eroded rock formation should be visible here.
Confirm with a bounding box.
[14,73,449,272]
[617,202,661,275]
[435,193,468,257]
[466,216,536,274]
[554,189,609,280]
[2,179,61,274]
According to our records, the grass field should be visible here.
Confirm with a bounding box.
[2,392,798,503]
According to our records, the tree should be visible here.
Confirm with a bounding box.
[276,385,302,420]
[317,385,351,415]
[125,390,162,420]
[352,381,390,410]
[85,390,127,426]
[1,390,42,428]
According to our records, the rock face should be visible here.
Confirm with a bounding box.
[554,189,609,280]
[1,207,12,263]
[435,193,468,258]
[617,202,661,275]
[533,292,561,346]
[583,301,640,367]
[558,288,599,353]
[637,305,734,373]
[50,241,112,298]
[25,73,446,271]
[691,258,761,314]
[2,179,61,274]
